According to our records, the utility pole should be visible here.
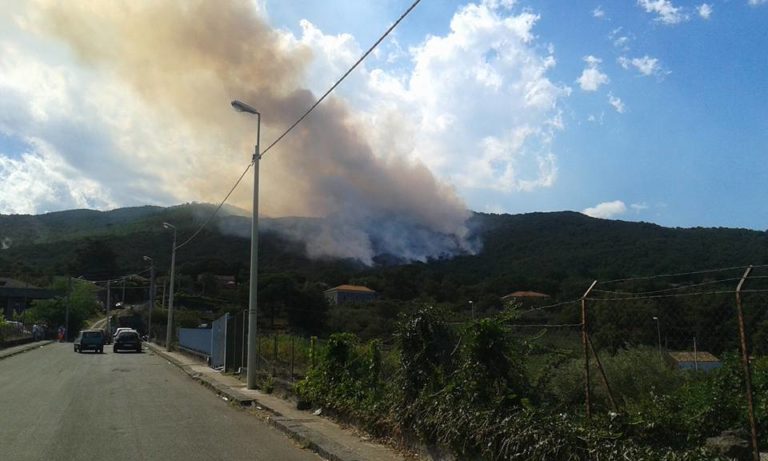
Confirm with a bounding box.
[161,279,167,309]
[65,276,72,341]
[163,223,177,351]
[231,99,261,390]
[121,276,126,306]
[144,256,155,341]
[106,280,111,339]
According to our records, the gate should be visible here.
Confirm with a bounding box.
[210,313,228,369]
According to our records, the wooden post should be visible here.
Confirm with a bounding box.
[581,280,598,419]
[735,266,759,461]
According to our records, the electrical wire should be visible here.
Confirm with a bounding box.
[518,299,581,314]
[174,162,253,251]
[592,277,743,296]
[261,0,422,157]
[586,288,768,302]
[597,265,751,285]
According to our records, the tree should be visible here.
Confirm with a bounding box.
[22,279,99,338]
[69,239,118,279]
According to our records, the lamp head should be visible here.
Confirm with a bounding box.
[231,100,259,115]
[163,222,175,230]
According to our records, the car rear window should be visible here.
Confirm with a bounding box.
[83,332,102,338]
[118,332,138,339]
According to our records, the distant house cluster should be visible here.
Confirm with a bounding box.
[324,284,378,305]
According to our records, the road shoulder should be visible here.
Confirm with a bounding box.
[0,340,55,361]
[145,342,409,461]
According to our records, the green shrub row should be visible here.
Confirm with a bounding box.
[296,306,741,460]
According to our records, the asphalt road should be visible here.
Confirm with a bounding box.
[0,342,321,461]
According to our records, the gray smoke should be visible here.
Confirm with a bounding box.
[36,0,477,264]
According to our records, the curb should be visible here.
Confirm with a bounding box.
[145,342,367,461]
[0,340,55,361]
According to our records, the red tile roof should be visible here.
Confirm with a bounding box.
[325,284,376,293]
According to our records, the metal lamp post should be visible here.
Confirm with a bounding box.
[653,316,662,358]
[163,222,177,351]
[143,256,155,341]
[231,99,261,390]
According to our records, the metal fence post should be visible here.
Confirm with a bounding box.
[735,266,759,461]
[581,280,598,419]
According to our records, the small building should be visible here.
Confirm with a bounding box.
[666,351,722,371]
[0,278,57,320]
[324,284,378,305]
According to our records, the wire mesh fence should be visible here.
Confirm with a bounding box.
[511,265,768,458]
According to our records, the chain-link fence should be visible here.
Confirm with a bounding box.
[501,265,768,459]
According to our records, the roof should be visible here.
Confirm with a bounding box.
[502,291,550,299]
[667,351,720,363]
[325,284,376,294]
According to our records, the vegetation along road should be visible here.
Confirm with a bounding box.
[0,342,321,461]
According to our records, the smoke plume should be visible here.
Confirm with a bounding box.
[34,0,476,264]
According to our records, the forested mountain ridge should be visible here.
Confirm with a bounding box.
[1,204,767,300]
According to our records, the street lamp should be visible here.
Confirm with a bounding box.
[143,256,155,341]
[231,99,261,390]
[469,300,475,320]
[652,316,662,358]
[163,222,177,352]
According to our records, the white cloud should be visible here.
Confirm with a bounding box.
[583,200,627,219]
[618,55,665,77]
[748,0,768,6]
[0,0,569,221]
[608,93,625,113]
[593,6,606,19]
[297,2,570,194]
[698,3,712,19]
[630,202,649,212]
[577,55,609,91]
[0,142,114,214]
[637,0,689,24]
[609,28,631,51]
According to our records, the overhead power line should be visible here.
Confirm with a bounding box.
[597,265,751,285]
[172,0,422,250]
[174,162,253,251]
[261,0,422,156]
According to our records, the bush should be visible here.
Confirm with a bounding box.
[296,306,725,460]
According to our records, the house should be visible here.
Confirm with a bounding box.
[324,284,378,305]
[0,278,57,320]
[666,351,722,371]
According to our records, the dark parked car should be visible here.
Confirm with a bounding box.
[74,330,104,353]
[113,330,141,353]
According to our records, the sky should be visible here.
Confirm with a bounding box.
[0,0,767,232]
